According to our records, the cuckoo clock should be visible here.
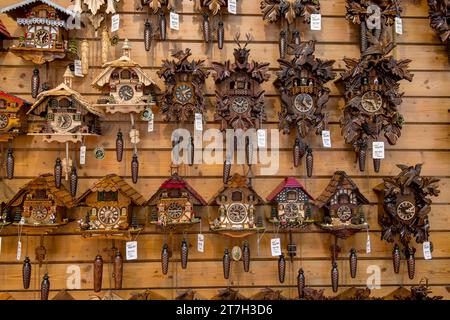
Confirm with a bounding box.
[72,0,121,32]
[345,0,402,52]
[337,37,413,173]
[374,164,440,279]
[192,0,229,48]
[0,19,11,51]
[158,48,209,123]
[76,174,146,239]
[260,0,320,58]
[428,0,449,64]
[213,33,270,132]
[275,41,335,176]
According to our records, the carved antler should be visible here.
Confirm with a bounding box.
[234,32,242,48]
[243,33,252,48]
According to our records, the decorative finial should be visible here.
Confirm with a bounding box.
[122,39,131,58]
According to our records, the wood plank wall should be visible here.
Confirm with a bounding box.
[0,0,449,300]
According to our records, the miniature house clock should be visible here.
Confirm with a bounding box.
[428,0,449,64]
[158,48,209,123]
[213,33,270,132]
[275,41,335,176]
[374,164,440,280]
[0,19,11,51]
[337,38,413,173]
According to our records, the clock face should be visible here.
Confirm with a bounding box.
[0,114,9,129]
[396,201,416,221]
[55,114,72,130]
[98,206,121,226]
[361,91,383,113]
[167,203,183,220]
[294,93,314,113]
[284,203,299,219]
[118,85,135,101]
[337,205,352,222]
[35,29,50,46]
[231,97,250,114]
[174,84,193,104]
[227,203,247,223]
[32,205,48,221]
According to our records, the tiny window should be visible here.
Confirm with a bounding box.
[287,190,297,201]
[338,193,349,205]
[34,189,47,199]
[237,81,246,89]
[38,10,47,18]
[0,99,5,109]
[98,191,118,202]
[120,70,131,79]
[232,191,242,202]
[169,189,181,198]
[58,98,71,108]
[230,81,235,89]
[112,72,119,80]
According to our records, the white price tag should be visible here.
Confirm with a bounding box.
[257,129,266,148]
[372,141,385,159]
[170,12,179,30]
[366,233,371,254]
[228,0,237,14]
[111,14,120,32]
[194,113,203,131]
[126,241,138,260]
[271,238,282,257]
[147,118,154,132]
[0,237,2,254]
[310,14,322,31]
[74,60,83,77]
[395,17,403,35]
[322,130,331,148]
[423,241,432,260]
[80,145,86,165]
[197,234,204,252]
[16,240,22,261]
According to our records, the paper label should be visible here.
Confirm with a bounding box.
[170,12,180,30]
[148,118,154,132]
[228,0,237,14]
[195,113,203,131]
[16,240,21,261]
[257,129,266,148]
[111,14,120,32]
[271,238,282,257]
[80,145,86,165]
[0,237,2,254]
[74,59,83,77]
[423,241,432,260]
[366,233,371,254]
[322,130,331,148]
[372,141,385,159]
[126,241,138,260]
[197,234,204,253]
[311,14,322,31]
[395,17,403,35]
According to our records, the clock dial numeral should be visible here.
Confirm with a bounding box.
[337,205,352,222]
[231,97,250,114]
[284,203,299,219]
[227,203,247,223]
[396,201,416,221]
[55,114,72,130]
[167,203,183,220]
[98,206,121,226]
[35,29,50,46]
[119,85,135,101]
[32,205,48,221]
[174,84,193,104]
[361,91,383,113]
[0,114,9,129]
[294,93,314,113]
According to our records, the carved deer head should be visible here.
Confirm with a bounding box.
[233,33,252,65]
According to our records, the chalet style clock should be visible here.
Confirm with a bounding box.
[374,164,440,279]
[428,0,449,64]
[337,38,413,172]
[345,0,402,52]
[0,19,11,51]
[213,33,270,131]
[76,174,146,239]
[275,41,335,176]
[260,0,320,58]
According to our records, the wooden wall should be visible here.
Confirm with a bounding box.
[0,0,449,300]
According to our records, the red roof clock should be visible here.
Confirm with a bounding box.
[0,19,11,51]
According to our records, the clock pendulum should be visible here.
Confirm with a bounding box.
[297,268,305,299]
[94,254,104,293]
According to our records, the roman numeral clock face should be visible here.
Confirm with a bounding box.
[361,91,383,113]
[231,97,250,114]
[294,93,313,113]
[98,206,120,226]
[227,203,247,223]
[167,203,183,220]
[174,84,193,104]
[119,85,134,101]
[396,201,416,221]
[0,114,9,129]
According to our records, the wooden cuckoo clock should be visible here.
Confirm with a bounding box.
[0,91,31,179]
[0,19,11,51]
[337,37,413,173]
[275,41,335,176]
[260,0,320,58]
[374,164,440,280]
[428,0,449,64]
[73,0,121,32]
[213,33,270,132]
[158,48,209,123]
[76,174,146,239]
[192,0,229,48]
[345,0,402,52]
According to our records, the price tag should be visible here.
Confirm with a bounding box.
[111,14,120,32]
[228,0,237,14]
[366,233,371,254]
[16,240,22,261]
[311,14,322,31]
[423,241,432,260]
[126,241,138,260]
[170,12,179,30]
[0,237,2,254]
[74,59,83,77]
[395,17,403,35]
[195,113,203,131]
[257,129,266,148]
[148,118,154,132]
[271,238,281,257]
[197,234,204,252]
[80,145,86,165]
[322,130,331,148]
[372,141,385,159]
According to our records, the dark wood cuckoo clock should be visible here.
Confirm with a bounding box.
[275,40,335,176]
[337,36,413,173]
[345,0,402,53]
[315,171,369,292]
[0,91,31,179]
[192,0,230,49]
[0,19,11,51]
[428,0,449,64]
[374,164,440,280]
[260,0,320,59]
[213,33,270,132]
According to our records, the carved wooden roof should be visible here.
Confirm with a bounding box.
[0,19,11,38]
[0,91,31,107]
[260,0,320,25]
[0,0,75,18]
[208,173,265,205]
[75,174,146,206]
[266,177,314,202]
